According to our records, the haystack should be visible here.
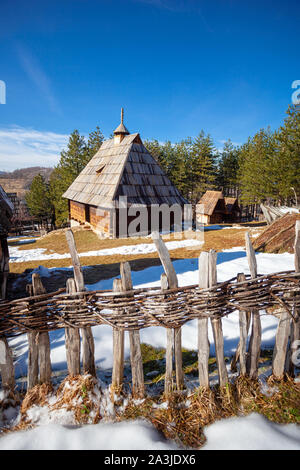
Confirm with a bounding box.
[253,212,300,253]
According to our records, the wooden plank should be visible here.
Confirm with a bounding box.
[151,232,178,289]
[294,220,300,273]
[208,250,228,387]
[120,262,144,399]
[230,273,250,375]
[161,274,173,396]
[245,231,257,279]
[245,233,261,379]
[65,278,81,377]
[65,229,85,292]
[272,309,291,379]
[32,274,52,384]
[246,311,261,379]
[198,252,210,388]
[111,278,124,396]
[287,220,300,376]
[0,337,15,390]
[151,231,184,390]
[65,228,96,376]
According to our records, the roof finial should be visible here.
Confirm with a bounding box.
[121,107,124,124]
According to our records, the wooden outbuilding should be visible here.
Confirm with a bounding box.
[0,185,13,299]
[63,110,188,237]
[196,191,240,225]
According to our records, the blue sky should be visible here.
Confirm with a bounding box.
[0,0,299,170]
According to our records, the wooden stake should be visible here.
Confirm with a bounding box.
[208,250,228,387]
[161,274,174,396]
[151,232,184,390]
[245,232,261,379]
[65,229,96,376]
[32,274,52,384]
[230,273,250,374]
[0,337,15,390]
[65,278,81,376]
[120,262,144,399]
[111,278,124,396]
[198,252,210,388]
[287,220,300,376]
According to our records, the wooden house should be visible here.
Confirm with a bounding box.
[224,197,241,223]
[0,185,13,299]
[196,191,240,225]
[196,190,226,224]
[63,110,188,237]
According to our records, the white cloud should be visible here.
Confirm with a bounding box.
[0,126,69,171]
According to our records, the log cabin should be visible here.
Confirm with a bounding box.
[63,109,188,237]
[196,190,240,225]
[0,185,13,299]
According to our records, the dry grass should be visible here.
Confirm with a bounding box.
[117,376,300,448]
[9,226,258,274]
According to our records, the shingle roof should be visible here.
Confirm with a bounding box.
[196,190,224,215]
[63,133,188,208]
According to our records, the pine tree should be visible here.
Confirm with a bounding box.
[26,173,54,224]
[217,139,240,196]
[189,131,216,202]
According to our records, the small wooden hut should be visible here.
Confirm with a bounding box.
[0,185,13,299]
[196,191,240,225]
[224,197,241,222]
[196,190,226,224]
[63,110,188,237]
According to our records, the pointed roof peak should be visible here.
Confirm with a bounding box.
[114,107,130,135]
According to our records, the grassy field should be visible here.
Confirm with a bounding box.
[8,224,264,274]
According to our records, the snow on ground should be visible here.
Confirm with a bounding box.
[0,412,299,450]
[201,413,300,450]
[8,239,202,263]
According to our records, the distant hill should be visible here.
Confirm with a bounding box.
[0,167,53,191]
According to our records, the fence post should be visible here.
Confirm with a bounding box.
[198,252,210,388]
[120,262,144,399]
[31,274,52,384]
[209,250,228,387]
[287,220,300,376]
[152,232,184,390]
[65,229,96,376]
[231,273,251,374]
[111,278,124,397]
[65,278,81,376]
[161,273,174,395]
[0,337,15,390]
[245,232,261,379]
[27,282,39,389]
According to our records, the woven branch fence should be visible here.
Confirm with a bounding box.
[0,224,300,398]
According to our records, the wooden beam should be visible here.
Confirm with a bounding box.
[161,273,174,396]
[65,228,96,375]
[32,274,52,384]
[151,231,184,390]
[208,250,228,387]
[111,278,124,397]
[198,252,210,388]
[120,262,144,399]
[0,337,15,390]
[65,278,81,377]
[245,232,261,379]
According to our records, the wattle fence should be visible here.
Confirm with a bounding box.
[0,226,299,398]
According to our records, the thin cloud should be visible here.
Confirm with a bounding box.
[0,126,68,171]
[15,43,62,115]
